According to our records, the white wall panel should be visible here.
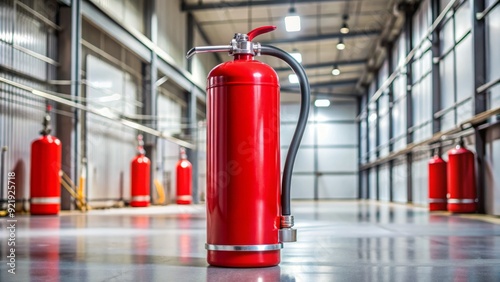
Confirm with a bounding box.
[455,2,471,40]
[456,36,474,102]
[369,169,377,200]
[288,148,315,173]
[315,102,357,121]
[411,155,428,206]
[86,55,137,203]
[317,123,357,146]
[318,148,357,172]
[291,175,315,199]
[441,111,455,132]
[485,128,500,215]
[392,161,407,203]
[360,170,368,199]
[157,0,187,68]
[486,4,500,110]
[318,175,357,198]
[378,164,390,201]
[280,123,315,146]
[490,84,500,109]
[282,102,358,200]
[90,0,145,33]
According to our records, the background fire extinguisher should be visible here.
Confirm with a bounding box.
[447,138,477,213]
[176,147,192,205]
[30,105,62,215]
[428,148,447,211]
[187,26,310,267]
[130,135,151,207]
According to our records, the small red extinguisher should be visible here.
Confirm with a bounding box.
[187,26,310,267]
[176,147,192,205]
[427,148,447,211]
[30,105,62,215]
[130,135,151,207]
[447,138,477,213]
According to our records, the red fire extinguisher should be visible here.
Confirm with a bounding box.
[447,138,476,213]
[176,147,192,205]
[428,148,447,211]
[130,135,151,207]
[30,105,62,215]
[187,26,310,267]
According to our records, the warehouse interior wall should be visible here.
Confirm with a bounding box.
[358,0,500,215]
[281,100,359,200]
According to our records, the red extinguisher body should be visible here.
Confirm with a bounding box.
[428,155,447,211]
[206,54,281,267]
[176,155,192,205]
[131,154,151,207]
[447,145,476,213]
[30,135,62,215]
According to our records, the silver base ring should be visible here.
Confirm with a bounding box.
[205,243,283,252]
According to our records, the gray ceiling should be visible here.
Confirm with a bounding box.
[182,0,409,102]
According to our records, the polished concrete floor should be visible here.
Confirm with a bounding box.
[1,201,500,281]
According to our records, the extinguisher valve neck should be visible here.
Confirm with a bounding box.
[40,114,52,136]
[230,37,261,56]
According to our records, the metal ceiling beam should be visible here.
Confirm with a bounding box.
[274,59,366,72]
[197,11,389,26]
[181,0,356,11]
[282,79,358,89]
[260,30,380,44]
[281,88,360,98]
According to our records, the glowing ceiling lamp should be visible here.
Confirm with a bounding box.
[285,6,301,32]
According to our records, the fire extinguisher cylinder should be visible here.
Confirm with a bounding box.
[30,106,62,215]
[130,135,151,207]
[187,25,310,267]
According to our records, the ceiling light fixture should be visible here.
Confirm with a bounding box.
[314,99,331,107]
[340,23,350,34]
[290,49,302,63]
[340,14,350,34]
[288,74,299,83]
[331,65,340,76]
[336,37,345,50]
[285,5,301,32]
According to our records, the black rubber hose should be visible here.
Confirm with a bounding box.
[261,45,310,216]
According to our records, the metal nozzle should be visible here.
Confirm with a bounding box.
[186,45,232,59]
[279,228,297,242]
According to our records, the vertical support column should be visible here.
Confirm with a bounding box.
[186,12,200,204]
[405,9,414,203]
[357,96,362,199]
[387,43,395,202]
[313,104,319,201]
[472,0,486,213]
[57,0,81,210]
[431,0,441,135]
[187,88,199,204]
[364,90,370,199]
[144,0,158,201]
[186,12,194,73]
[375,99,380,201]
